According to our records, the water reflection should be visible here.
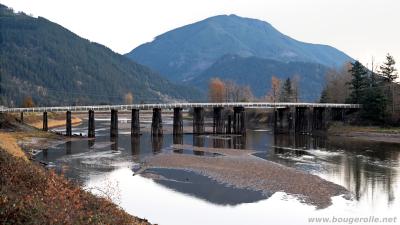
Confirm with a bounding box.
[37,117,400,224]
[131,136,140,156]
[151,135,163,154]
[111,137,118,152]
[271,134,399,207]
[66,141,72,155]
[88,139,95,149]
[193,135,204,147]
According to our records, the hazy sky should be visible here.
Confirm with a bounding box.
[2,0,399,68]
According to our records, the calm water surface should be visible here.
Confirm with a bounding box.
[37,114,400,225]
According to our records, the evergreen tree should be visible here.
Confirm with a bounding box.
[279,78,293,102]
[379,54,398,82]
[347,61,368,104]
[319,87,328,103]
[360,86,387,124]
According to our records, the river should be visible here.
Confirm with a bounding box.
[36,113,399,225]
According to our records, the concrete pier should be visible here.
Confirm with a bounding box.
[151,108,163,136]
[173,107,183,136]
[66,111,72,136]
[110,109,118,138]
[233,106,246,134]
[88,110,95,138]
[42,112,48,131]
[193,107,204,134]
[213,107,224,134]
[131,109,140,136]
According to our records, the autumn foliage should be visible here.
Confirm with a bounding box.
[0,149,150,225]
[22,96,35,108]
[209,78,226,102]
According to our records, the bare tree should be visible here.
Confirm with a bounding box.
[292,74,300,102]
[224,79,254,102]
[321,63,352,103]
[265,76,281,103]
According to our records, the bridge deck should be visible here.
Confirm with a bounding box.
[0,102,361,113]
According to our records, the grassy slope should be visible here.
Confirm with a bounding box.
[0,115,151,225]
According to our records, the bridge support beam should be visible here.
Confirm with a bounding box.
[289,107,296,134]
[331,108,345,122]
[233,106,246,135]
[193,107,204,134]
[226,115,232,134]
[294,107,313,134]
[88,110,95,138]
[20,112,24,123]
[312,107,328,131]
[131,109,140,136]
[173,107,183,136]
[66,111,72,137]
[213,107,224,134]
[151,108,163,136]
[274,107,291,134]
[43,112,48,131]
[110,109,118,138]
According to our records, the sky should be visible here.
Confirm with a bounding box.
[2,0,399,69]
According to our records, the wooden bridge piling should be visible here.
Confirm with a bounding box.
[42,112,48,131]
[88,110,95,138]
[66,111,72,136]
[131,109,140,136]
[110,109,118,138]
[233,106,246,135]
[193,107,204,134]
[213,107,224,134]
[173,107,183,136]
[226,115,232,134]
[151,108,163,136]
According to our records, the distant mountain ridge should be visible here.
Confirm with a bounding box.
[0,4,202,106]
[126,14,352,82]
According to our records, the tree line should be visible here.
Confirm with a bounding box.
[208,76,300,103]
[321,54,398,124]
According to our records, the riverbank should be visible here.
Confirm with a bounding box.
[0,114,151,225]
[21,112,82,129]
[328,123,400,144]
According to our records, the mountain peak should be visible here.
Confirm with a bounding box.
[126,14,352,82]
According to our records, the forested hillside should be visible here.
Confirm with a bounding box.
[0,4,202,107]
[190,54,330,100]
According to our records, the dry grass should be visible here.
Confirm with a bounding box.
[0,148,151,225]
[0,133,27,160]
[14,112,82,129]
[28,117,82,129]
